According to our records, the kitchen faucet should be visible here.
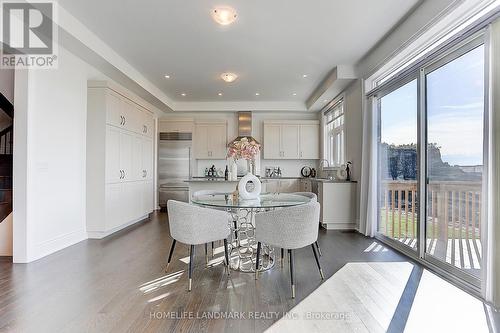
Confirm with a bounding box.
[318,159,332,180]
[319,159,330,169]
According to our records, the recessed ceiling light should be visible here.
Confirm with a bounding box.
[181,93,186,96]
[292,93,297,96]
[218,92,223,96]
[164,75,170,79]
[255,92,260,96]
[220,72,238,83]
[302,74,308,78]
[212,7,237,26]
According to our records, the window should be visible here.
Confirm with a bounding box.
[374,34,487,287]
[324,99,345,167]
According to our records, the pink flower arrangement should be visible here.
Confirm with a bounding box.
[227,137,261,161]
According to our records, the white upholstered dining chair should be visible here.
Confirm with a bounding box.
[254,201,324,298]
[166,200,231,291]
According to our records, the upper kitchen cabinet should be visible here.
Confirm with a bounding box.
[263,120,319,160]
[299,124,320,159]
[194,122,227,159]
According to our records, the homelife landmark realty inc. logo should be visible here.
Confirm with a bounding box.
[1,1,58,68]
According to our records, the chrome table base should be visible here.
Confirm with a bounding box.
[227,208,275,272]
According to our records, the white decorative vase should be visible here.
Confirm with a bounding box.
[238,173,262,200]
[231,161,238,181]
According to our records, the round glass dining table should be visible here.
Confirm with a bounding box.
[192,193,311,272]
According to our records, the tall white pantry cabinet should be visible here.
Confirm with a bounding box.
[86,81,155,239]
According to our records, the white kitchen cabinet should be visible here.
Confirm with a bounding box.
[265,179,299,193]
[299,124,320,159]
[316,181,357,230]
[143,180,154,213]
[87,81,156,239]
[263,120,319,160]
[159,120,194,133]
[131,134,143,181]
[142,137,153,180]
[193,122,227,159]
[263,124,282,159]
[137,106,154,137]
[105,90,123,128]
[299,179,312,192]
[105,126,121,183]
[119,130,133,181]
[281,125,300,159]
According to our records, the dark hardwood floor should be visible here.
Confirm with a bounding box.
[0,212,495,332]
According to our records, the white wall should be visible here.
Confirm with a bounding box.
[13,46,107,263]
[160,111,319,178]
[0,68,13,256]
[0,213,12,256]
[344,80,363,224]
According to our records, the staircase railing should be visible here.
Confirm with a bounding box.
[0,125,13,155]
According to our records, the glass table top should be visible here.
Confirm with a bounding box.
[191,193,311,209]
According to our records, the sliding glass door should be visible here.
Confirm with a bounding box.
[377,79,418,251]
[424,42,485,281]
[376,35,487,287]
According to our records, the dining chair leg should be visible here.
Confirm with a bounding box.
[212,242,215,257]
[165,239,176,272]
[288,249,295,298]
[223,238,230,275]
[311,244,325,280]
[281,248,285,268]
[233,220,238,239]
[204,243,209,265]
[188,244,195,291]
[255,242,262,280]
[315,241,322,257]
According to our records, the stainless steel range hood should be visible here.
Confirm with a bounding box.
[229,111,260,146]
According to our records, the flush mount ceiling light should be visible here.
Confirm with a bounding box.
[212,7,237,26]
[181,93,186,96]
[220,72,238,83]
[164,75,171,79]
[218,92,223,96]
[292,93,297,96]
[302,74,308,78]
[255,92,260,96]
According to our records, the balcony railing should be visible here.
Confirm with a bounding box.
[380,180,482,276]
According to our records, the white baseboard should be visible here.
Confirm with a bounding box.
[321,222,357,230]
[87,214,149,239]
[29,228,88,262]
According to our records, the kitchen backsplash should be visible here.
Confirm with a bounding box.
[195,158,318,178]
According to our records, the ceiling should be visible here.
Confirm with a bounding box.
[57,0,419,111]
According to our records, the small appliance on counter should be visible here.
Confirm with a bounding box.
[300,166,316,178]
[265,166,282,178]
[311,168,317,178]
[300,166,311,178]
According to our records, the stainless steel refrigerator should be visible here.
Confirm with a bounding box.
[158,132,192,209]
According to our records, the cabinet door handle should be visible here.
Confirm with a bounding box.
[123,116,126,125]
[119,116,123,125]
[300,151,303,158]
[119,170,123,179]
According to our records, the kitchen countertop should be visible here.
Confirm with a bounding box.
[184,177,356,183]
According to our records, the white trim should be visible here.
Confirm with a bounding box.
[320,222,357,230]
[87,215,150,239]
[26,229,87,263]
[365,0,499,92]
